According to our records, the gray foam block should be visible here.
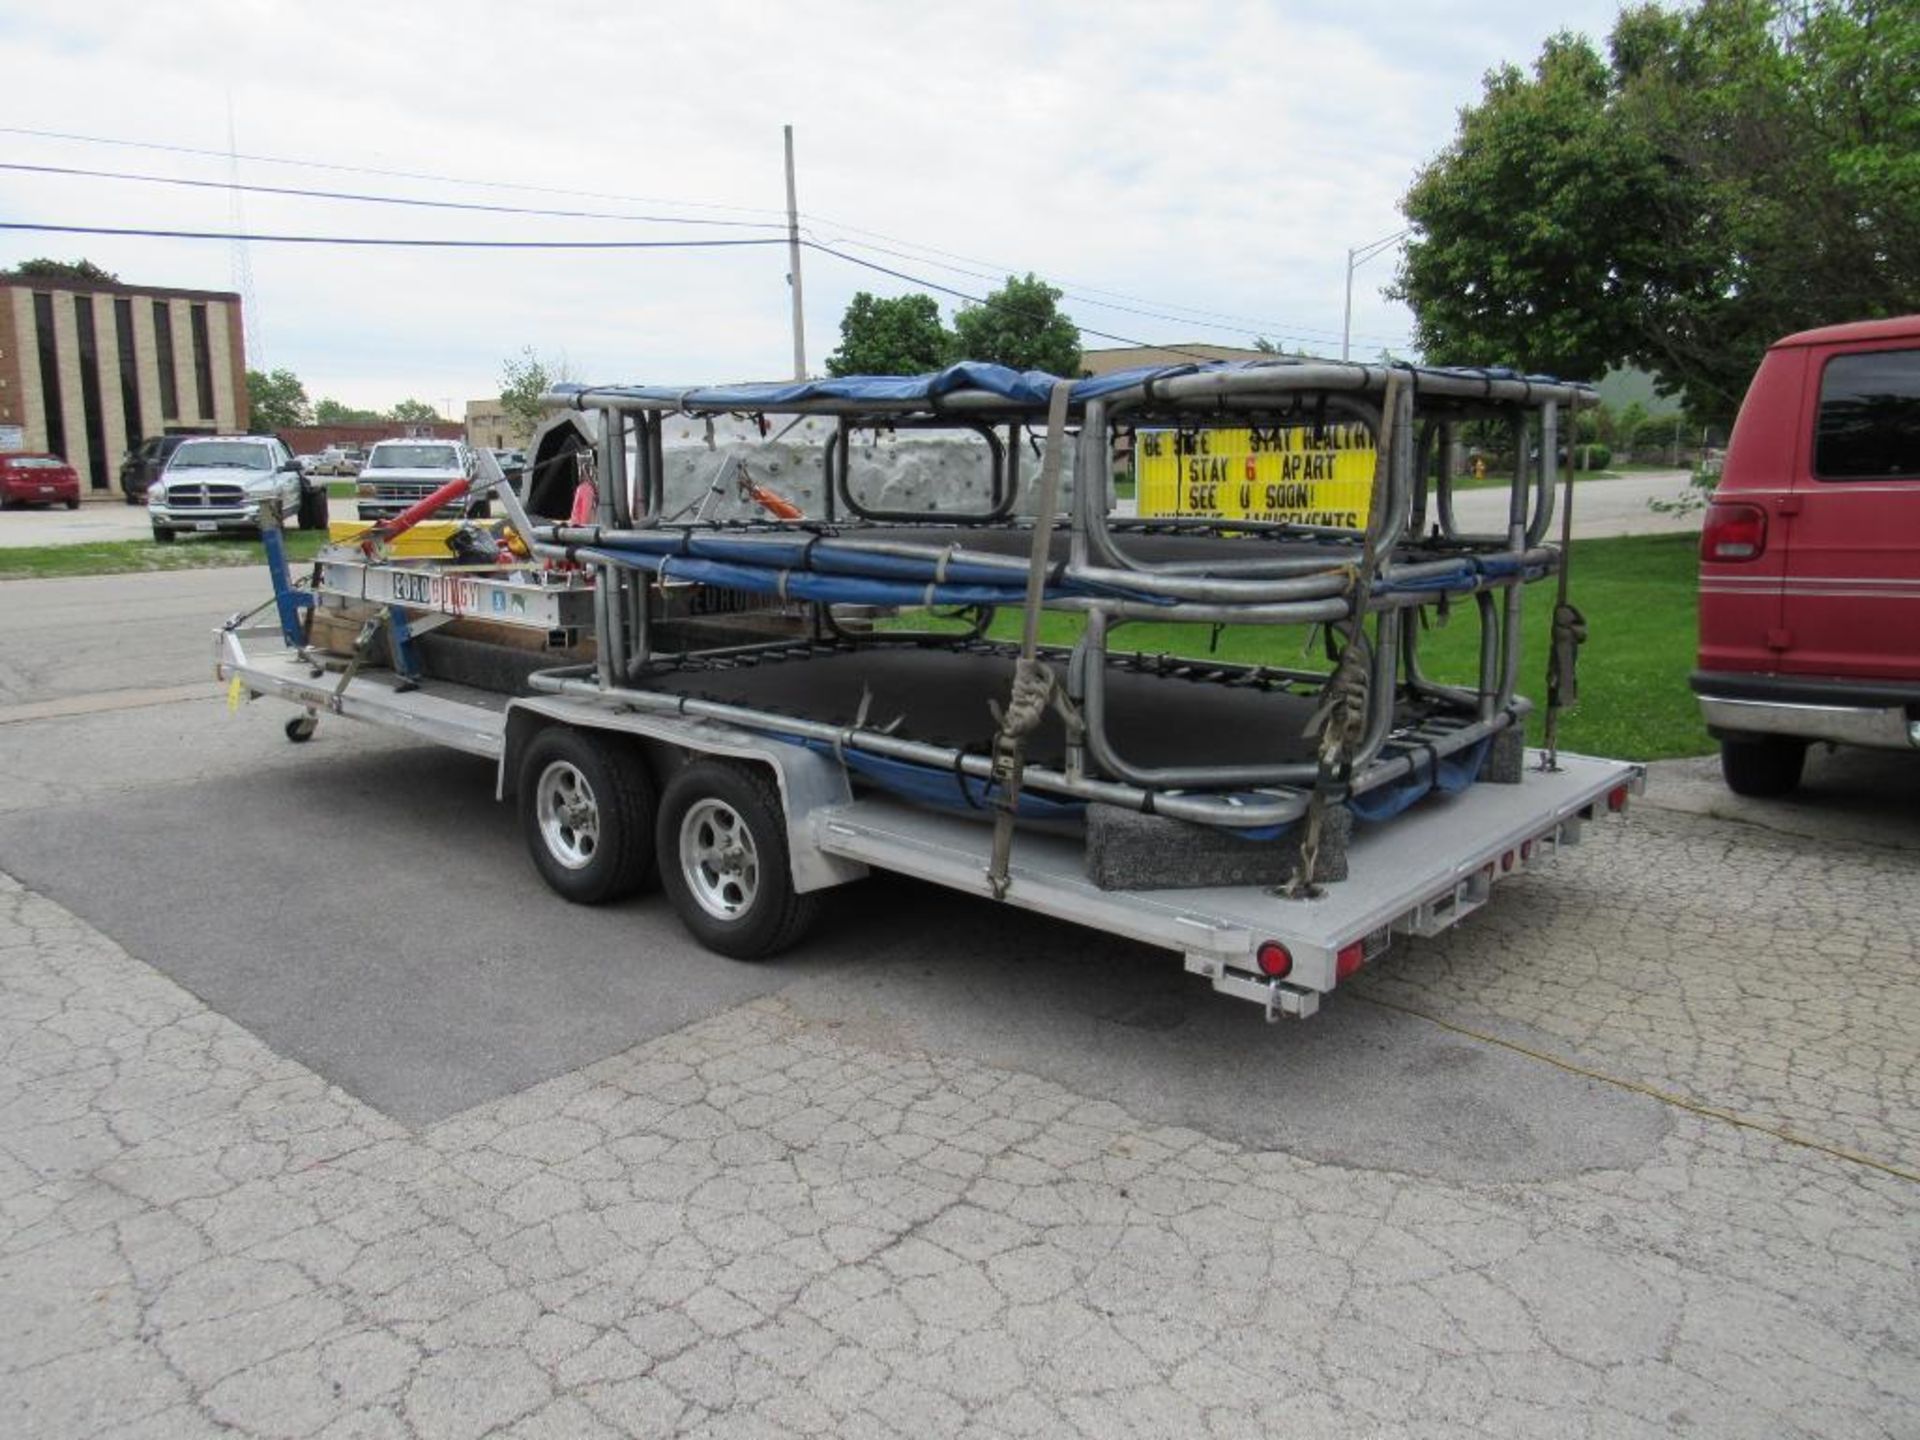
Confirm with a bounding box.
[1084,802,1350,892]
[1480,722,1526,784]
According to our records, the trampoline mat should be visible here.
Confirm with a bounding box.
[642,646,1326,771]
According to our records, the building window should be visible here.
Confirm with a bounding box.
[189,303,215,421]
[73,296,109,490]
[32,292,65,461]
[153,299,178,419]
[114,297,142,445]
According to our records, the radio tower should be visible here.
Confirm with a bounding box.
[226,93,263,365]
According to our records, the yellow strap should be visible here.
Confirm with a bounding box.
[1359,993,1920,1185]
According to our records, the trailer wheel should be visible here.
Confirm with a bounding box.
[519,728,658,904]
[285,712,317,743]
[657,761,818,960]
[1720,736,1806,798]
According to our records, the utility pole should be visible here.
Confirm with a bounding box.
[784,125,807,380]
[1343,227,1410,361]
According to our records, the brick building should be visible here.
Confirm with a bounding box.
[0,274,248,500]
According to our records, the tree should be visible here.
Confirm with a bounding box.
[313,397,384,424]
[1392,0,1920,423]
[500,347,560,438]
[245,368,311,430]
[1,257,119,283]
[825,292,953,376]
[950,274,1083,376]
[389,398,442,423]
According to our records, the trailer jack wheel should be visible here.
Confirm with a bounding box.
[285,712,318,743]
[658,760,819,961]
[518,727,658,904]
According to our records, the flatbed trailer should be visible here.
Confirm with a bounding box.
[214,355,1643,1020]
[216,620,1640,1019]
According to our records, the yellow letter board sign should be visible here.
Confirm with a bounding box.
[1135,423,1376,527]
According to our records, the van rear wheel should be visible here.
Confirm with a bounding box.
[1720,736,1806,798]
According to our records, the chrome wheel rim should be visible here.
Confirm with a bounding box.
[535,760,599,870]
[679,797,759,922]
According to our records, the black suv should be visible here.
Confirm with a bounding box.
[120,435,192,505]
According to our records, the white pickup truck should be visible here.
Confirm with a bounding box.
[354,439,494,522]
[148,434,328,541]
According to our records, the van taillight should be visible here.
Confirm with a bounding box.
[1701,502,1768,562]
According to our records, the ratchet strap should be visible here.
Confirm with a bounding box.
[1538,394,1583,771]
[1282,369,1403,899]
[986,380,1074,901]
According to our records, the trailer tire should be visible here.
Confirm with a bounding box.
[1719,735,1806,798]
[519,727,658,904]
[657,761,818,960]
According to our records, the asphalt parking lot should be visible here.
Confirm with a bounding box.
[1,567,1915,1439]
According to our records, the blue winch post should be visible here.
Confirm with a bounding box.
[385,606,421,687]
[259,504,312,649]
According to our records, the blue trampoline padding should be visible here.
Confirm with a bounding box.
[751,725,1493,837]
[1348,737,1492,823]
[573,534,1532,606]
[571,545,1183,609]
[552,362,1169,411]
[552,360,1583,415]
[575,546,1046,609]
[765,734,1088,822]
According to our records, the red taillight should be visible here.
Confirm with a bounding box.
[1520,839,1536,862]
[1256,941,1292,978]
[1500,849,1517,873]
[1607,784,1630,812]
[1335,942,1365,980]
[1701,501,1767,563]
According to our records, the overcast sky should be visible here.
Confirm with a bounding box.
[0,1,1631,412]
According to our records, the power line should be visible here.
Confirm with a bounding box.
[800,241,1225,360]
[803,223,1408,348]
[1,125,1409,349]
[805,229,1407,350]
[0,217,1225,358]
[0,125,792,222]
[3,155,1388,345]
[8,160,1329,340]
[0,222,788,251]
[0,162,788,231]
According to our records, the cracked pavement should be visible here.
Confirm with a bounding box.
[1,570,1916,1437]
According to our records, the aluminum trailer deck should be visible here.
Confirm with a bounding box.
[217,623,1641,1019]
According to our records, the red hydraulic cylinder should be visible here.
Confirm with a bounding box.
[362,476,475,554]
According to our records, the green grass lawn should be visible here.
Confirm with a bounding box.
[1449,466,1618,491]
[948,532,1706,761]
[0,529,328,581]
[5,522,1706,757]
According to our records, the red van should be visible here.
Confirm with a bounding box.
[1693,316,1920,795]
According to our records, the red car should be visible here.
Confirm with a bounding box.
[0,452,81,509]
[1693,315,1920,795]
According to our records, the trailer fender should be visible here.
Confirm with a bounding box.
[501,698,868,894]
